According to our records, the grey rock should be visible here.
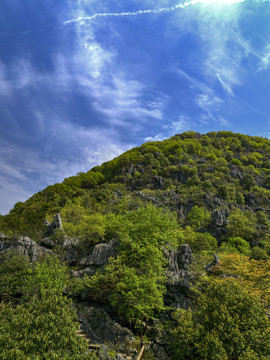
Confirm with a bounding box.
[154,175,165,189]
[211,208,230,227]
[44,213,63,237]
[178,244,193,271]
[0,236,52,262]
[65,247,77,265]
[164,245,195,309]
[229,164,243,180]
[39,237,56,249]
[83,239,118,266]
[72,266,98,279]
[63,237,79,249]
[150,342,169,360]
[204,253,220,273]
[77,305,133,352]
[164,244,194,285]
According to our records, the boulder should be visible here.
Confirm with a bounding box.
[82,239,118,267]
[77,305,133,352]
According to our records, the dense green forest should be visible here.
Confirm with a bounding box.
[0,131,270,359]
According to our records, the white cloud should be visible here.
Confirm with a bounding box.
[64,0,249,25]
[195,93,223,121]
[216,72,234,95]
[0,118,133,214]
[258,44,270,71]
[144,134,166,142]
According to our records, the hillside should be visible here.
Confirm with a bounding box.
[2,131,270,254]
[0,131,270,359]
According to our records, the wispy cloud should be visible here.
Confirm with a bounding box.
[258,44,270,70]
[195,93,223,120]
[64,0,248,25]
[176,69,212,94]
[0,118,133,214]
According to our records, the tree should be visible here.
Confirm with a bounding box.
[84,206,180,343]
[186,206,211,229]
[0,253,97,359]
[170,279,270,360]
[0,293,97,360]
[0,251,32,302]
[226,209,257,242]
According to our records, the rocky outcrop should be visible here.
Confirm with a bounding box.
[44,213,63,237]
[0,236,52,262]
[211,208,230,227]
[164,244,196,309]
[74,239,118,278]
[77,305,133,353]
[229,164,243,180]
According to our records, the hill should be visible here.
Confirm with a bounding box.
[0,131,270,359]
[1,130,270,256]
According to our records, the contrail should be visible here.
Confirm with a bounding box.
[64,0,246,25]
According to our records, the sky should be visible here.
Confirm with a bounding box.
[0,0,270,214]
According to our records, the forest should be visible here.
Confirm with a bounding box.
[0,131,270,359]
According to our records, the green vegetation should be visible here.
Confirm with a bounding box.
[170,279,270,360]
[0,252,97,360]
[1,131,270,359]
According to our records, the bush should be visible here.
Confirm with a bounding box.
[250,247,269,260]
[170,279,270,360]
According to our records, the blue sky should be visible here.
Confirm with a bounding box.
[0,0,270,214]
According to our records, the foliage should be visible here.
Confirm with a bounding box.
[0,253,97,359]
[217,253,270,307]
[185,206,211,229]
[0,251,32,302]
[83,206,176,327]
[181,226,217,253]
[0,293,97,360]
[226,209,257,242]
[219,237,250,255]
[170,279,270,360]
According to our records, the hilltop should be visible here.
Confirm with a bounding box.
[1,130,270,256]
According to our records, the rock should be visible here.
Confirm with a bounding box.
[39,237,56,249]
[97,345,111,360]
[77,305,133,352]
[164,244,194,285]
[229,164,243,180]
[150,342,169,360]
[178,244,193,271]
[154,175,165,189]
[62,237,80,265]
[71,266,97,279]
[44,213,63,237]
[0,236,52,262]
[164,245,195,309]
[211,208,230,227]
[0,232,7,240]
[204,253,220,273]
[83,239,118,267]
